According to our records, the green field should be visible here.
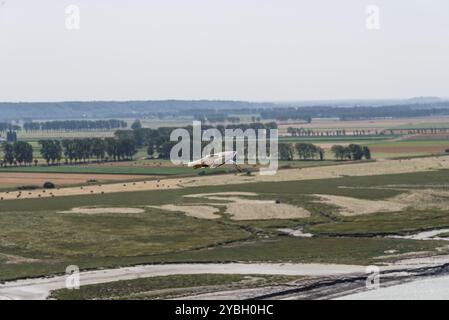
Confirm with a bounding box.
[0,164,199,176]
[0,159,340,176]
[2,167,449,282]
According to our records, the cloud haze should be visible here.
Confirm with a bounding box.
[0,0,448,101]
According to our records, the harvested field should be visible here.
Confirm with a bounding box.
[0,172,147,189]
[278,116,449,131]
[182,156,449,187]
[60,207,146,215]
[398,134,449,141]
[370,146,446,154]
[149,205,221,219]
[2,156,449,201]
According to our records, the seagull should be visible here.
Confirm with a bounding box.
[187,151,243,172]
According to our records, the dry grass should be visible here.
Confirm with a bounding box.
[314,194,407,216]
[394,189,449,211]
[2,156,449,201]
[314,188,449,217]
[0,172,146,188]
[0,253,41,265]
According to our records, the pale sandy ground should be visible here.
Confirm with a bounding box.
[183,192,311,220]
[314,194,407,216]
[226,202,310,220]
[60,207,146,215]
[312,189,449,217]
[0,263,366,300]
[393,189,449,210]
[2,254,448,300]
[178,254,449,300]
[1,156,449,201]
[177,287,285,300]
[185,275,449,300]
[0,253,40,265]
[184,192,260,198]
[0,172,146,187]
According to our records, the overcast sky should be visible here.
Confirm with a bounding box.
[0,0,448,102]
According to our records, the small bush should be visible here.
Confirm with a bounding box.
[43,182,56,189]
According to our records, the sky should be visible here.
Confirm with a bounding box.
[0,0,448,102]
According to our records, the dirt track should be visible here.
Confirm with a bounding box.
[1,156,449,201]
[0,172,147,189]
[0,263,366,300]
[3,254,449,300]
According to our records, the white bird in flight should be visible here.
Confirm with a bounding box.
[187,151,243,172]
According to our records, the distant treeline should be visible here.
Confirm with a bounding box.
[279,143,371,161]
[40,138,137,164]
[256,105,449,122]
[1,141,34,166]
[1,137,138,167]
[0,101,278,121]
[0,122,21,132]
[179,103,449,123]
[2,100,449,122]
[193,114,246,124]
[287,128,378,137]
[23,120,128,131]
[1,122,279,166]
[116,122,278,159]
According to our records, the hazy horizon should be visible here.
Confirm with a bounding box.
[0,97,447,104]
[1,0,448,102]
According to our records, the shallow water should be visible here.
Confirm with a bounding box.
[338,275,449,300]
[388,228,449,241]
[277,228,313,238]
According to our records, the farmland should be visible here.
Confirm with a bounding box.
[2,156,449,290]
[0,172,149,191]
[0,163,198,176]
[2,117,449,299]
